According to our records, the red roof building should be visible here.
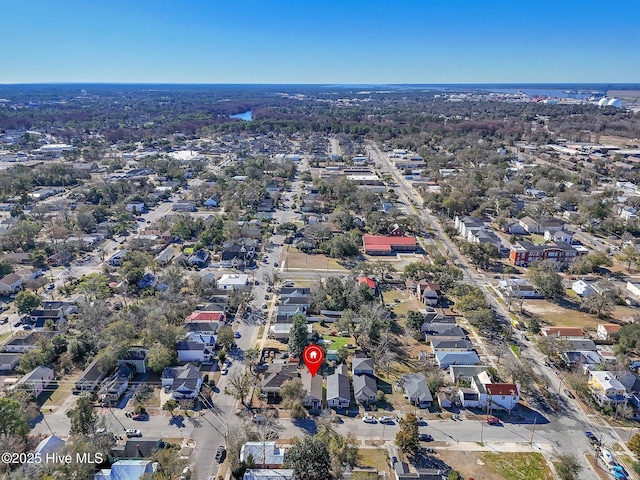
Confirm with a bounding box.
[185,311,225,323]
[357,277,376,289]
[362,235,417,256]
[485,383,519,396]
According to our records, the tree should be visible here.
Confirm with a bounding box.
[280,378,305,408]
[0,398,30,438]
[529,260,564,300]
[244,346,261,373]
[15,290,41,315]
[395,412,419,457]
[628,434,640,456]
[147,344,176,373]
[617,245,640,271]
[465,308,499,332]
[406,310,425,333]
[553,454,583,480]
[288,314,309,357]
[67,394,97,435]
[582,289,617,318]
[0,259,14,276]
[75,273,112,301]
[217,325,236,351]
[225,370,254,406]
[284,435,332,480]
[460,242,499,270]
[615,323,640,355]
[447,471,463,480]
[162,399,179,417]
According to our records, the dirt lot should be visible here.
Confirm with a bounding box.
[285,249,347,271]
[436,450,554,480]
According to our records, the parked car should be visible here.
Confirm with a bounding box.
[125,429,142,438]
[0,317,8,325]
[378,416,393,424]
[391,456,398,464]
[563,388,575,399]
[418,433,434,442]
[234,331,241,338]
[23,325,32,330]
[221,367,228,375]
[486,416,500,425]
[252,414,267,424]
[215,446,226,463]
[132,413,148,421]
[261,303,268,309]
[362,416,377,423]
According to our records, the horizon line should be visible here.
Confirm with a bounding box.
[0,81,638,86]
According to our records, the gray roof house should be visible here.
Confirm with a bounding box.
[240,442,286,469]
[0,353,21,371]
[301,370,323,410]
[353,374,378,405]
[435,351,481,369]
[161,364,202,400]
[430,337,474,352]
[74,358,108,393]
[352,357,375,376]
[402,373,433,408]
[327,364,351,409]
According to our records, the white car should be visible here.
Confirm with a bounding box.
[362,416,377,423]
[221,366,228,375]
[378,416,393,423]
[125,428,142,437]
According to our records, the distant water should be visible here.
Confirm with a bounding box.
[230,111,252,121]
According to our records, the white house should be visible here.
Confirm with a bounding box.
[458,371,520,412]
[544,230,573,244]
[498,279,538,298]
[161,364,203,400]
[125,202,146,214]
[217,274,249,291]
[572,280,597,298]
[596,324,622,341]
[627,282,640,298]
[13,366,54,397]
[0,273,23,294]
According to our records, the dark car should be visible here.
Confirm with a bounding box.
[254,363,269,373]
[13,321,21,328]
[215,446,226,463]
[418,434,434,442]
[563,388,575,399]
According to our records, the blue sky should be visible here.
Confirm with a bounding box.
[1,0,638,83]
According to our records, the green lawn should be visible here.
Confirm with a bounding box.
[482,452,554,480]
[357,448,390,472]
[324,336,350,350]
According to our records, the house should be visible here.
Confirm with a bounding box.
[218,273,250,291]
[362,234,418,256]
[188,249,210,266]
[109,438,165,460]
[588,370,627,406]
[176,340,214,363]
[538,217,565,233]
[184,311,225,332]
[561,350,603,368]
[301,370,323,410]
[125,202,146,214]
[257,197,275,212]
[454,216,485,238]
[108,250,127,267]
[279,296,311,309]
[280,287,312,297]
[275,305,307,323]
[244,470,295,480]
[353,374,378,405]
[94,460,156,480]
[518,216,540,233]
[47,250,73,267]
[402,373,433,408]
[137,273,157,289]
[155,246,177,266]
[503,221,526,235]
[565,339,598,352]
[352,357,375,376]
[430,337,474,352]
[572,280,597,297]
[458,371,520,411]
[616,372,640,411]
[509,241,587,268]
[240,442,286,469]
[29,308,66,329]
[98,364,134,405]
[4,331,57,353]
[269,323,313,340]
[327,364,351,408]
[424,325,467,341]
[0,353,21,371]
[15,267,44,282]
[172,200,196,212]
[498,279,539,298]
[627,282,640,298]
[357,276,376,291]
[597,324,622,341]
[14,366,54,397]
[204,197,219,208]
[449,365,489,384]
[261,364,298,397]
[416,280,440,306]
[117,347,149,374]
[33,435,66,457]
[434,351,481,369]
[541,327,587,339]
[544,230,573,244]
[74,358,108,393]
[161,364,203,400]
[0,273,23,294]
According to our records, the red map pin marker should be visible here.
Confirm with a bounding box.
[303,344,324,377]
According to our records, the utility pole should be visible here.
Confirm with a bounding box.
[529,416,537,444]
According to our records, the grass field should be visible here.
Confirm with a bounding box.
[323,335,351,350]
[523,299,601,330]
[482,452,554,480]
[357,447,390,472]
[42,370,82,408]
